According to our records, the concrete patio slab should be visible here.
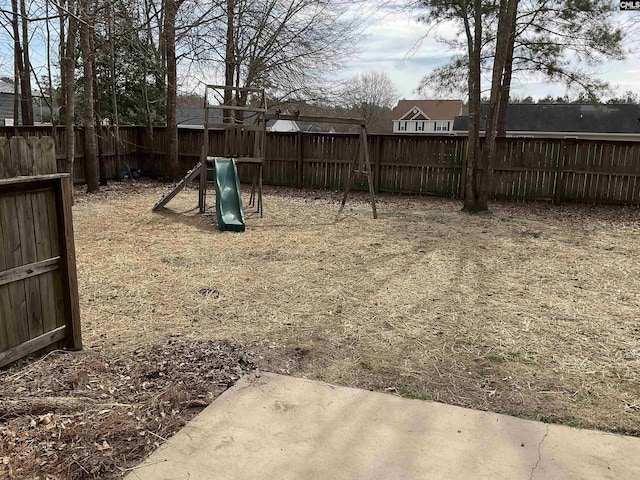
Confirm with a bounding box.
[126,372,640,480]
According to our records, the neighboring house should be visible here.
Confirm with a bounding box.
[269,118,300,132]
[0,79,18,126]
[266,118,334,133]
[452,103,640,140]
[391,99,464,134]
[0,79,53,126]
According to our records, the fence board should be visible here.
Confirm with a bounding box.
[3,127,640,204]
[0,136,81,368]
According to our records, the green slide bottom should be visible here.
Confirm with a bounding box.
[213,157,246,232]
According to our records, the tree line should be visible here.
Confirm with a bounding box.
[3,0,636,212]
[3,0,383,189]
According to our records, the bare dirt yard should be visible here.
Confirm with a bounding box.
[3,179,640,478]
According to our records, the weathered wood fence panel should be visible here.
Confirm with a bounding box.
[377,135,464,196]
[263,132,298,186]
[0,126,140,183]
[0,136,81,368]
[4,126,640,204]
[302,133,360,189]
[492,138,562,201]
[559,140,640,204]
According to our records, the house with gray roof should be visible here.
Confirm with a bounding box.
[0,79,19,126]
[0,79,53,126]
[452,103,640,140]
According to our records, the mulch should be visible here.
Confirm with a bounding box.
[0,337,255,479]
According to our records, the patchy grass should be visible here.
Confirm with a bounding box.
[48,181,640,439]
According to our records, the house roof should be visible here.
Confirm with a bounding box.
[265,118,333,133]
[392,100,463,121]
[0,79,14,95]
[452,103,640,134]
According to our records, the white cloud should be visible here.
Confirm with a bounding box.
[341,7,640,101]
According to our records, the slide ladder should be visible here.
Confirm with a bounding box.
[152,162,203,211]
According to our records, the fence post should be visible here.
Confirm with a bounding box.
[374,135,382,193]
[56,176,83,350]
[297,131,303,188]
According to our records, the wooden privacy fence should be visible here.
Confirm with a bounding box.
[0,136,81,368]
[3,126,640,204]
[492,138,640,204]
[0,126,141,183]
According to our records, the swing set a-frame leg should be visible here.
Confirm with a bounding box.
[336,126,377,220]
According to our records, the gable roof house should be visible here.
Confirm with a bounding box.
[452,103,640,140]
[391,100,463,134]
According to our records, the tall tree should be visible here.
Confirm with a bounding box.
[192,0,363,104]
[465,0,484,211]
[479,0,519,207]
[163,0,185,180]
[418,0,625,211]
[18,0,33,124]
[342,71,398,131]
[79,0,99,192]
[11,0,34,125]
[61,0,79,180]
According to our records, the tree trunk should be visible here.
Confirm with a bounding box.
[11,0,23,125]
[224,0,235,122]
[480,0,519,199]
[463,0,487,213]
[496,1,518,138]
[90,33,107,186]
[163,0,181,180]
[142,24,154,175]
[108,2,121,178]
[19,0,34,125]
[45,0,57,139]
[80,5,99,192]
[63,3,78,181]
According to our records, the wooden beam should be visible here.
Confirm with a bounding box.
[264,113,366,126]
[0,173,69,188]
[56,177,82,350]
[204,84,265,94]
[0,257,60,287]
[205,124,266,132]
[0,325,66,368]
[207,105,267,113]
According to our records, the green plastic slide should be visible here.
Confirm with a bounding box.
[213,157,246,232]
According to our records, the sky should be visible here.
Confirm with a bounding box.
[0,1,638,104]
[342,5,640,102]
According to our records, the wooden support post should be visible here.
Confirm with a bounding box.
[374,135,381,193]
[297,131,303,188]
[336,126,377,220]
[199,146,207,212]
[337,140,360,218]
[56,176,82,350]
[361,128,377,219]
